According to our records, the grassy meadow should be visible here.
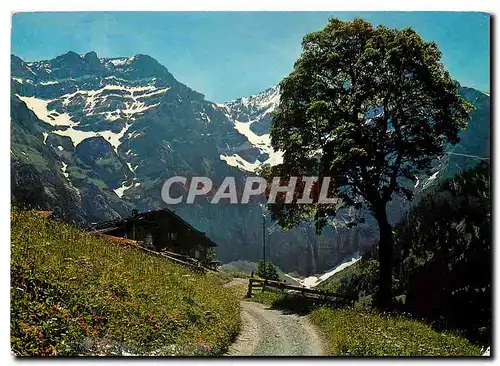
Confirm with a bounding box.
[10,209,241,356]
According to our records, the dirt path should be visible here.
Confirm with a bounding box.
[224,277,324,356]
[226,301,324,356]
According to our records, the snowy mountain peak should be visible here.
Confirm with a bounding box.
[218,86,283,172]
[14,51,177,87]
[224,85,280,124]
[11,52,240,200]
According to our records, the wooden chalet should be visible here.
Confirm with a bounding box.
[90,208,217,262]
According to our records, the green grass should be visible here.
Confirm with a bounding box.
[247,286,481,356]
[87,177,109,189]
[247,288,282,306]
[11,209,241,356]
[309,307,482,356]
[12,146,50,171]
[316,260,361,293]
[66,165,88,179]
[211,270,234,284]
[248,289,343,315]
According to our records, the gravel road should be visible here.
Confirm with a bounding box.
[226,300,325,356]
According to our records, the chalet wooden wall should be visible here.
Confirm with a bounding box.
[97,209,215,262]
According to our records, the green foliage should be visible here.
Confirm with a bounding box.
[11,146,50,171]
[208,270,234,285]
[230,272,252,279]
[256,261,279,281]
[247,288,282,307]
[219,260,258,275]
[11,209,241,356]
[393,161,491,344]
[247,286,480,355]
[219,260,300,285]
[247,288,322,314]
[318,260,361,292]
[203,247,217,266]
[337,260,379,303]
[317,162,491,345]
[310,307,481,356]
[263,17,473,309]
[265,16,472,227]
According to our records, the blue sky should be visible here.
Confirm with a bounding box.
[12,12,490,102]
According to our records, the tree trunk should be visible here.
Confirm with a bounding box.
[374,202,393,310]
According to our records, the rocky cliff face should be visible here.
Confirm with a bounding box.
[10,52,490,275]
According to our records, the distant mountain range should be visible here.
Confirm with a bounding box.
[10,51,491,275]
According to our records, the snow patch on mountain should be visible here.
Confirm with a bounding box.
[219,86,283,172]
[40,80,59,85]
[54,122,132,152]
[422,171,440,189]
[286,255,361,289]
[20,82,167,120]
[227,86,280,118]
[106,56,136,68]
[126,162,137,174]
[114,181,134,198]
[234,120,270,149]
[16,95,78,127]
[220,154,261,172]
[219,119,283,172]
[60,161,69,178]
[16,80,169,153]
[109,58,129,67]
[114,181,140,198]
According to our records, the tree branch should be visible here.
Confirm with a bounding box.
[384,152,402,202]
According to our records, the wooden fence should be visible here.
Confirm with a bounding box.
[246,278,356,305]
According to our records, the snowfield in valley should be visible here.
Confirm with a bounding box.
[285,255,361,289]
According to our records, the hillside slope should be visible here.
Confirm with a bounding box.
[10,209,240,356]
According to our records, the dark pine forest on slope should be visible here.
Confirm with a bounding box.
[316,161,491,345]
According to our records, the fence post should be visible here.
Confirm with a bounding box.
[246,279,253,298]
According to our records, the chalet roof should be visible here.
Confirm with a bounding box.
[90,208,217,247]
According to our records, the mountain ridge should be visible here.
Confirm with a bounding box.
[10,51,490,275]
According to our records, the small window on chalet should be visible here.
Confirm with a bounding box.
[145,233,153,247]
